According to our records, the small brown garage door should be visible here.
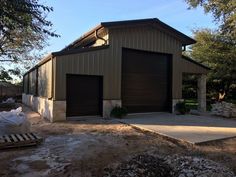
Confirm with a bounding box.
[66,74,103,117]
[122,48,172,113]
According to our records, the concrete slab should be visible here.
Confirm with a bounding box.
[118,113,236,144]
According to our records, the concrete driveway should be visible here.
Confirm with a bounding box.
[118,113,236,144]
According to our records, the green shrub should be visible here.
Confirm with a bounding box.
[110,106,128,118]
[175,101,190,114]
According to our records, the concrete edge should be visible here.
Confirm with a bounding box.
[195,136,236,145]
[115,119,195,147]
[116,119,236,146]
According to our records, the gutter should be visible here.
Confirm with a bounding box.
[62,25,103,51]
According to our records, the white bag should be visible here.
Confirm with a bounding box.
[0,107,31,135]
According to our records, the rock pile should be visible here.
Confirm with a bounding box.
[103,154,235,177]
[165,155,235,177]
[211,102,236,118]
[103,155,174,177]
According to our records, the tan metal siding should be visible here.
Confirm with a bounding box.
[38,60,52,98]
[23,74,29,93]
[55,48,120,100]
[28,69,37,95]
[109,26,183,99]
[181,58,208,74]
[55,25,204,101]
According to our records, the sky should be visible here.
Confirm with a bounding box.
[43,0,216,53]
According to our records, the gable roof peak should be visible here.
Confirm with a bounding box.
[101,18,159,27]
[62,18,195,51]
[101,18,195,45]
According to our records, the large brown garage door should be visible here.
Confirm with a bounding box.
[66,74,103,117]
[122,48,172,113]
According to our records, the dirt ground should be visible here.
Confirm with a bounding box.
[0,106,235,177]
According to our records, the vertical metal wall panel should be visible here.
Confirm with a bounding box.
[55,25,193,101]
[38,60,52,98]
[23,74,29,93]
[28,69,37,95]
[55,48,114,100]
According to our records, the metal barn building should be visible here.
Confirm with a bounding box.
[22,18,209,122]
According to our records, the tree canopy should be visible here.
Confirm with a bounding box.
[184,0,236,101]
[0,0,58,82]
[0,0,59,61]
[190,29,236,99]
[185,0,236,38]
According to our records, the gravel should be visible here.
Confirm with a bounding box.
[103,154,173,177]
[103,154,235,177]
[165,155,235,177]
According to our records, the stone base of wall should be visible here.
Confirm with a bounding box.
[172,99,184,113]
[22,94,66,122]
[22,94,121,121]
[22,93,54,122]
[103,100,121,118]
[53,101,66,121]
[53,100,123,119]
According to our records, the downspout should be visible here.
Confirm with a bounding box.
[35,67,38,96]
[27,72,30,94]
[22,75,24,95]
[95,29,107,45]
[49,55,54,100]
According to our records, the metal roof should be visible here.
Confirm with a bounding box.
[182,55,211,70]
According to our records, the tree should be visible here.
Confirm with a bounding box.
[189,29,236,100]
[0,0,59,61]
[0,66,21,82]
[0,52,42,83]
[185,0,236,101]
[0,68,12,81]
[185,0,236,38]
[0,0,59,82]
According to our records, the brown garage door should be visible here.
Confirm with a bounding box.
[66,74,103,117]
[122,48,172,113]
